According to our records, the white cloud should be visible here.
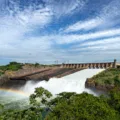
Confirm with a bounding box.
[0,2,54,63]
[64,17,103,33]
[16,7,52,27]
[80,37,120,46]
[63,0,120,33]
[0,0,120,64]
[56,28,120,44]
[101,0,120,19]
[44,0,87,17]
[0,35,53,63]
[70,43,120,57]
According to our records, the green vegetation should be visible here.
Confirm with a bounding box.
[0,104,4,110]
[0,62,23,75]
[108,88,120,113]
[92,68,120,86]
[0,68,120,119]
[46,92,119,120]
[0,71,4,76]
[0,61,57,77]
[0,87,120,120]
[25,62,56,68]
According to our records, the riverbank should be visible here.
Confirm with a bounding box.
[85,68,120,91]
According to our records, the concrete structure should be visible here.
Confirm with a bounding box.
[61,59,118,69]
[9,59,120,81]
[117,63,120,68]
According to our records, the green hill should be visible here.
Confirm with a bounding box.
[86,68,120,91]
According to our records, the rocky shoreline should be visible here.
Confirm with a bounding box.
[85,78,115,91]
[85,68,120,91]
[0,75,9,86]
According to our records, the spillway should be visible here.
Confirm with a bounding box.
[22,69,104,95]
[0,69,105,108]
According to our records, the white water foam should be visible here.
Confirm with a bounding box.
[22,69,104,96]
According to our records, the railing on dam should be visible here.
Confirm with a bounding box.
[61,59,117,69]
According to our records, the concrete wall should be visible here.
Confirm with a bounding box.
[61,61,115,69]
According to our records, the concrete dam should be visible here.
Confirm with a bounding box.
[61,59,118,69]
[1,59,120,89]
[9,59,119,81]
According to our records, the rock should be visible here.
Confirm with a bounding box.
[0,75,9,86]
[85,78,115,91]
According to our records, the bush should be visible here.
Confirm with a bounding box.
[1,88,120,120]
[0,62,23,72]
[46,92,119,120]
[92,68,120,87]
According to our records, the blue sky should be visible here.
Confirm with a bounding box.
[0,0,120,65]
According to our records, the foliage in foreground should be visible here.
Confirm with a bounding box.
[0,87,120,120]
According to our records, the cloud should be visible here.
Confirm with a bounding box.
[63,0,120,33]
[0,1,54,63]
[80,37,120,47]
[0,0,120,64]
[64,17,103,33]
[0,1,53,45]
[16,7,52,28]
[43,0,87,17]
[101,0,120,19]
[56,28,120,44]
[0,35,53,63]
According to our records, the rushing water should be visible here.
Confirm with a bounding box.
[22,69,105,96]
[0,69,105,108]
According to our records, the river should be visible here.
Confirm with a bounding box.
[0,69,104,108]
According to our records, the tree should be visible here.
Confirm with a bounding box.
[45,92,120,120]
[0,87,52,120]
[108,88,120,113]
[114,75,120,86]
[35,63,39,67]
[0,107,43,120]
[0,104,4,112]
[30,87,52,107]
[1,88,120,120]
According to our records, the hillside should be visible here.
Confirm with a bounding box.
[86,68,120,91]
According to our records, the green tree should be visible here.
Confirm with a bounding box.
[0,87,52,120]
[1,88,120,120]
[35,63,40,67]
[114,75,120,86]
[30,87,52,107]
[108,88,120,113]
[46,92,120,120]
[0,104,4,112]
[0,107,43,120]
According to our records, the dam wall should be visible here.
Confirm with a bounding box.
[61,59,117,69]
[0,68,83,88]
